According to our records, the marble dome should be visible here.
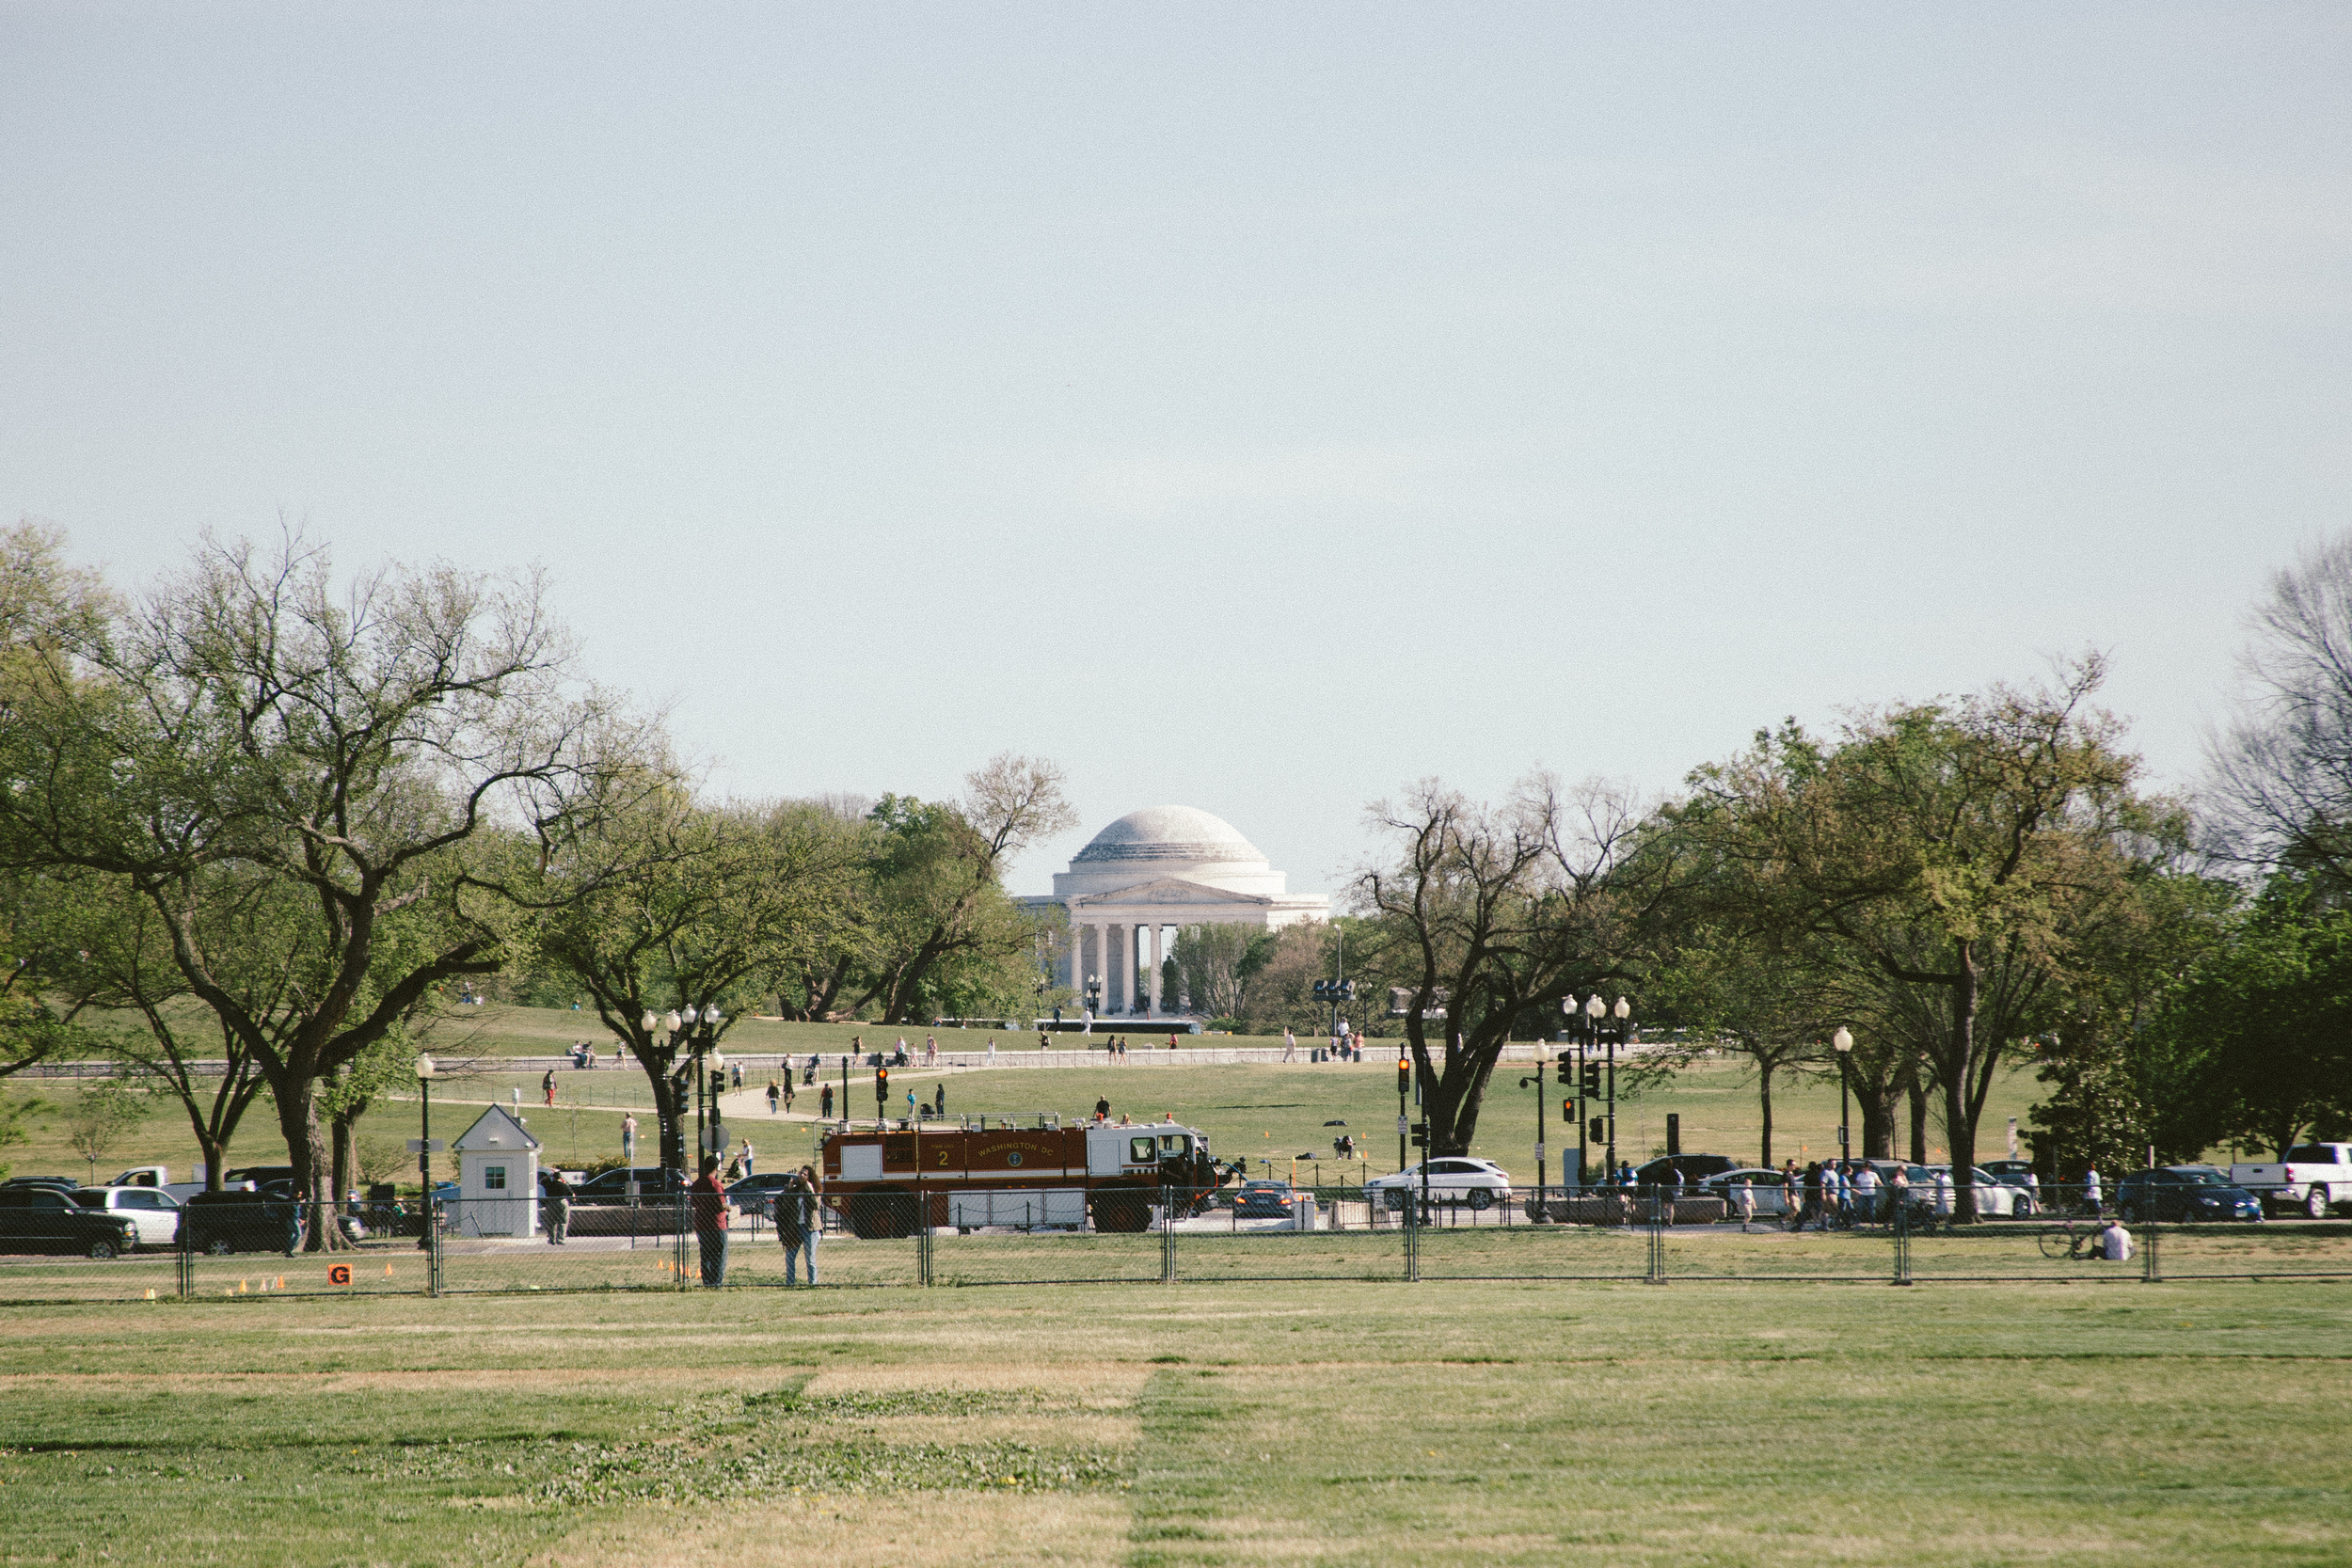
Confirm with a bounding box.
[1071,806,1267,868]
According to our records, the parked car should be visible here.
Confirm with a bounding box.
[221,1165,295,1190]
[726,1172,796,1217]
[1232,1180,1297,1218]
[1,1175,80,1193]
[1633,1154,1740,1187]
[0,1185,139,1258]
[69,1185,184,1248]
[2118,1166,2265,1224]
[177,1191,305,1255]
[2228,1143,2351,1218]
[573,1167,686,1203]
[1698,1168,1792,1215]
[1362,1158,1514,1212]
[1979,1159,2038,1187]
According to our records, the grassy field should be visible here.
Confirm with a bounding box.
[7,1041,2045,1194]
[2,1276,2349,1566]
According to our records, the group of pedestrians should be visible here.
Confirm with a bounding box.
[686,1154,823,1287]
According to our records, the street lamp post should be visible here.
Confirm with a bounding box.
[413,1053,437,1249]
[1832,1026,1854,1165]
[1518,1049,1548,1219]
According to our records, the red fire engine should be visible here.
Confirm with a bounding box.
[820,1116,1219,1237]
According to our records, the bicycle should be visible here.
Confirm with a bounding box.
[2037,1218,2098,1259]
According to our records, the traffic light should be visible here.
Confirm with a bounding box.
[1580,1062,1602,1096]
[1396,1056,1411,1093]
[1408,1121,1429,1148]
[1562,1099,1576,1121]
[1588,1117,1605,1144]
[874,1065,890,1107]
[708,1069,725,1101]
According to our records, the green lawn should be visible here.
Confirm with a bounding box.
[2,1277,2348,1566]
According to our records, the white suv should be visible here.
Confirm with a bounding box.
[1363,1158,1514,1212]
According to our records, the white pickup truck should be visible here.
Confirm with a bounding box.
[2228,1144,2352,1218]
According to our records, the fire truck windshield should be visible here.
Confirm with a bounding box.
[1159,1133,1190,1155]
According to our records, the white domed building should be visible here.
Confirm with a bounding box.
[1023,806,1328,1018]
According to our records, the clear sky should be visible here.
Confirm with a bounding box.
[5,4,2347,897]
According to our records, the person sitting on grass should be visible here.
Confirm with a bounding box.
[2098,1218,2135,1262]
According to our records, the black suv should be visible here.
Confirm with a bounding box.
[178,1191,306,1255]
[2117,1166,2264,1224]
[0,1186,139,1258]
[573,1167,686,1203]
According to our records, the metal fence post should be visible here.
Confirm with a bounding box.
[427,1196,444,1296]
[918,1212,933,1287]
[1648,1185,1667,1284]
[178,1212,193,1299]
[675,1196,690,1285]
[1161,1185,1176,1284]
[2142,1218,2160,1284]
[1893,1200,1912,1286]
[1405,1192,1421,1282]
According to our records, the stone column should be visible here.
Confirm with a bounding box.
[1066,916,1083,997]
[1148,924,1164,1016]
[1094,923,1111,1015]
[1111,924,1129,1013]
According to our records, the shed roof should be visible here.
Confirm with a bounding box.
[453,1104,541,1152]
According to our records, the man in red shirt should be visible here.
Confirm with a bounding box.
[688,1153,730,1287]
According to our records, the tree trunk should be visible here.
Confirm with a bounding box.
[1907,1077,1929,1164]
[1859,1082,1897,1160]
[196,1129,227,1193]
[1947,965,1979,1220]
[274,1082,344,1250]
[1756,1062,1774,1169]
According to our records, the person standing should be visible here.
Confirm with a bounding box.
[2024,1169,2042,1214]
[542,1069,556,1107]
[1282,1029,1296,1062]
[731,1060,744,1091]
[985,1037,997,1066]
[767,1079,781,1116]
[621,1113,639,1165]
[933,1082,946,1117]
[782,1077,796,1113]
[739,1139,755,1177]
[819,1083,834,1120]
[904,1087,917,1121]
[689,1154,731,1287]
[777,1167,818,1285]
[925,1036,937,1066]
[1932,1167,1956,1227]
[1853,1161,1883,1223]
[1734,1178,1756,1230]
[543,1171,572,1245]
[2084,1165,2105,1216]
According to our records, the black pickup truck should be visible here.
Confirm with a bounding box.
[0,1185,141,1258]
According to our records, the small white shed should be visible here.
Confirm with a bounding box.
[453,1104,541,1237]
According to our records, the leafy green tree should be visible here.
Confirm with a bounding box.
[842,756,1075,1025]
[2137,880,2352,1159]
[0,533,648,1232]
[1672,661,2187,1214]
[534,789,862,1126]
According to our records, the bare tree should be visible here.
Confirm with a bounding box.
[2210,530,2352,887]
[1354,776,1665,1160]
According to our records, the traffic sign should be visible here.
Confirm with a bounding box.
[326,1263,352,1286]
[405,1138,445,1153]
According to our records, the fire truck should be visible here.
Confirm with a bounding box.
[819,1116,1220,1237]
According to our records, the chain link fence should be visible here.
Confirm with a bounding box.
[8,1182,2352,1300]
